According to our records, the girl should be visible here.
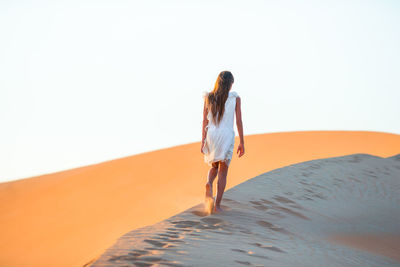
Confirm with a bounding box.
[201,70,245,213]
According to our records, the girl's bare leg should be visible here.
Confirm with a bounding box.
[215,161,228,211]
[205,162,219,198]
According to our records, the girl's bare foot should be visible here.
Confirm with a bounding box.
[205,182,214,214]
[214,205,223,213]
[205,182,213,199]
[205,197,214,215]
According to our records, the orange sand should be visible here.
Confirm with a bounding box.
[0,131,399,267]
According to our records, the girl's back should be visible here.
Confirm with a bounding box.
[204,90,239,132]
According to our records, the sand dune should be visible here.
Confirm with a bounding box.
[91,153,400,266]
[0,131,399,267]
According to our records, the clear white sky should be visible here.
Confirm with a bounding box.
[1,0,399,183]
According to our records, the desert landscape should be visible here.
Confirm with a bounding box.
[2,0,399,266]
[0,131,399,266]
[91,153,400,266]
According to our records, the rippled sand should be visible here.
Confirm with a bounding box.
[91,154,400,266]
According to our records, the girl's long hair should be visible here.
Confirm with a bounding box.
[205,71,234,126]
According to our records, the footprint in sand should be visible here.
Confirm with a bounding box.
[250,201,269,211]
[257,220,292,235]
[259,198,277,205]
[171,220,200,228]
[273,195,296,204]
[201,217,224,225]
[195,217,229,230]
[251,198,308,220]
[231,248,271,260]
[250,242,286,253]
[144,239,167,247]
[271,206,310,220]
[108,251,181,267]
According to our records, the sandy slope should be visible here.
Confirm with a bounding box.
[0,131,399,267]
[91,153,400,266]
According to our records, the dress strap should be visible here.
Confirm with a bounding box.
[230,91,239,98]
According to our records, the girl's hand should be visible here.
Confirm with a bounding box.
[237,143,245,157]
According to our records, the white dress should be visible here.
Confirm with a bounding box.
[202,90,239,166]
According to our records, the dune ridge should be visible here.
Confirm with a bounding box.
[91,153,400,266]
[0,131,399,266]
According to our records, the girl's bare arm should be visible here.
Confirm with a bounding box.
[202,100,209,143]
[235,97,244,145]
